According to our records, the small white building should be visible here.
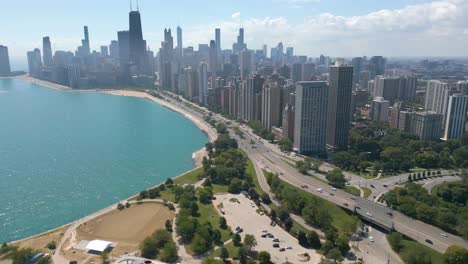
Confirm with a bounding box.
[85,240,113,253]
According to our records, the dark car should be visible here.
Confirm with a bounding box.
[279,248,286,252]
[273,238,280,242]
[273,243,280,248]
[370,184,375,188]
[425,239,433,244]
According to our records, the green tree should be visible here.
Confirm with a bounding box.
[219,217,227,229]
[159,242,178,263]
[238,247,247,264]
[220,247,229,262]
[233,233,242,247]
[198,187,213,204]
[243,234,257,254]
[192,235,209,255]
[387,233,403,253]
[307,231,322,249]
[326,169,347,189]
[444,245,468,264]
[228,178,243,194]
[297,231,308,247]
[326,248,343,263]
[258,251,271,264]
[278,138,293,152]
[165,220,173,232]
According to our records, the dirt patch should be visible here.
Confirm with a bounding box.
[63,202,173,263]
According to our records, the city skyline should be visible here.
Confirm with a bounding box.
[2,0,468,70]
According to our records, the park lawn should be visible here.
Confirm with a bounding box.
[344,186,361,196]
[185,201,233,255]
[212,184,229,193]
[173,167,204,185]
[389,236,445,264]
[361,187,372,198]
[247,158,265,195]
[196,201,232,241]
[158,189,175,202]
[209,241,239,259]
[281,180,358,237]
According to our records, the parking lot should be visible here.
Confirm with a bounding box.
[213,193,320,263]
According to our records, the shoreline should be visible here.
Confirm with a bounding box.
[7,76,217,245]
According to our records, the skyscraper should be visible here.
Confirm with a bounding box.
[327,62,353,150]
[411,112,443,141]
[177,26,183,58]
[369,56,385,77]
[109,40,119,58]
[371,97,390,123]
[209,40,217,75]
[27,48,42,77]
[261,79,281,129]
[294,81,329,155]
[82,26,91,55]
[118,30,130,81]
[239,49,252,79]
[215,28,221,51]
[0,45,11,76]
[42,37,53,67]
[198,62,208,105]
[442,94,468,140]
[129,7,146,72]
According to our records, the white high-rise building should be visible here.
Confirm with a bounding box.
[294,81,329,155]
[442,94,468,140]
[261,80,281,129]
[371,97,390,123]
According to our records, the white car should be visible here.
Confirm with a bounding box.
[366,212,373,217]
[441,233,448,237]
[331,187,337,191]
[369,236,374,242]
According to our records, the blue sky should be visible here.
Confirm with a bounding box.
[2,0,467,69]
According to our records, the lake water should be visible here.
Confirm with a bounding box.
[0,78,207,243]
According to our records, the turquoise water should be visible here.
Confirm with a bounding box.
[0,78,207,243]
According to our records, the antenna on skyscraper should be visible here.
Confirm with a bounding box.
[137,0,139,11]
[130,0,133,11]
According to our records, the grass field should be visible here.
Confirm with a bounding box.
[387,235,445,264]
[174,167,204,185]
[209,241,239,259]
[196,201,232,241]
[344,186,361,196]
[247,158,265,195]
[185,201,233,254]
[280,180,358,236]
[361,187,372,198]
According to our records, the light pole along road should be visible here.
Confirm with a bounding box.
[160,92,468,253]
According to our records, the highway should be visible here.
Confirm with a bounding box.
[159,91,468,253]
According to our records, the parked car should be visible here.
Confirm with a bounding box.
[273,243,280,248]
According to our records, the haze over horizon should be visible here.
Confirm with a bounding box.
[2,0,468,70]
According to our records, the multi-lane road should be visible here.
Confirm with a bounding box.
[159,91,468,253]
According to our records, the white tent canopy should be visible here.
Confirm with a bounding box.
[85,240,112,252]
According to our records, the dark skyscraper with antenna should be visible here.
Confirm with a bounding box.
[128,1,146,73]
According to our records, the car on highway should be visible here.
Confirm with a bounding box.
[366,212,373,217]
[331,187,337,191]
[425,239,433,244]
[350,197,356,200]
[370,184,375,188]
[343,203,349,206]
[369,236,374,242]
[383,184,388,187]
[441,233,448,237]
